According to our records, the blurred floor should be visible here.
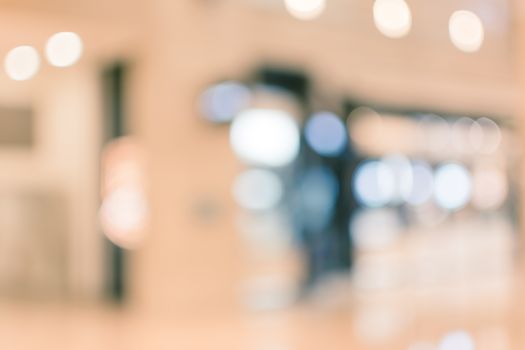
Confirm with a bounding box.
[0,273,522,350]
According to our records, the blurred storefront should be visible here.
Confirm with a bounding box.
[0,0,522,349]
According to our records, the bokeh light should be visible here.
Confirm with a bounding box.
[438,331,475,350]
[472,165,508,210]
[100,137,148,249]
[420,115,451,156]
[434,163,472,211]
[102,137,145,191]
[353,160,395,208]
[4,45,40,81]
[405,161,434,206]
[233,169,284,211]
[468,119,484,152]
[381,154,412,204]
[449,10,484,53]
[99,186,148,249]
[230,109,300,167]
[304,111,347,157]
[348,107,384,153]
[284,0,326,20]
[452,117,477,154]
[373,0,412,38]
[478,117,502,154]
[45,32,83,67]
[200,81,251,123]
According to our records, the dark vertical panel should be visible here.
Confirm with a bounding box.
[102,63,127,302]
